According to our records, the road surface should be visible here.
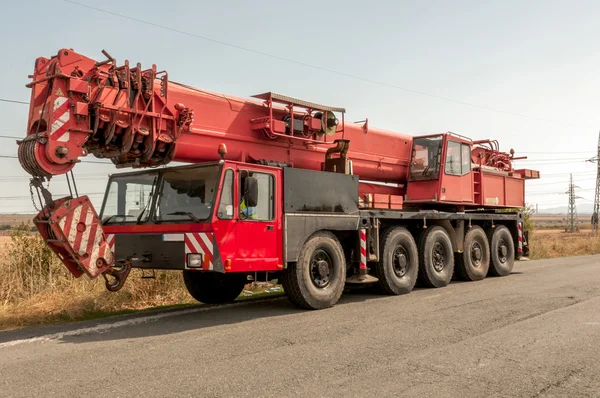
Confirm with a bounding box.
[1,256,599,397]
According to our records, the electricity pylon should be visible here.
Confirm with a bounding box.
[590,132,600,236]
[566,174,583,233]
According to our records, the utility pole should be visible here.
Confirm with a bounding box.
[566,174,583,233]
[591,131,600,236]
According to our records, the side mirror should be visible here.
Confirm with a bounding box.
[244,176,259,207]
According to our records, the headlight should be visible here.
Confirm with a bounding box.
[187,253,203,268]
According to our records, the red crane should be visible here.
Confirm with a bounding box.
[17,49,539,309]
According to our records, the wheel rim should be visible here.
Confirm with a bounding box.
[497,238,508,264]
[470,241,483,267]
[392,245,409,278]
[310,249,334,288]
[432,242,446,272]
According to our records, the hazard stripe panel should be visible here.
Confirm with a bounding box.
[184,232,214,270]
[52,196,113,278]
[359,229,367,270]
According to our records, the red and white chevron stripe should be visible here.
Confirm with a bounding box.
[517,222,523,253]
[106,234,115,252]
[57,201,110,277]
[185,232,214,270]
[359,228,367,271]
[50,96,71,143]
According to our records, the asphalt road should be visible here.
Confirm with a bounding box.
[1,256,599,397]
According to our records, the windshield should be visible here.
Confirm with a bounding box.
[100,172,158,224]
[156,166,220,222]
[409,136,443,181]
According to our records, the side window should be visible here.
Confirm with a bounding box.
[445,141,462,176]
[461,144,471,175]
[239,171,274,221]
[217,169,234,220]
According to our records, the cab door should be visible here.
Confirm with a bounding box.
[234,167,281,271]
[440,139,473,204]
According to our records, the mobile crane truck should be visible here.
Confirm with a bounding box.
[17,49,539,310]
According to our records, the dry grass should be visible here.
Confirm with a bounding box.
[0,230,193,330]
[529,231,600,260]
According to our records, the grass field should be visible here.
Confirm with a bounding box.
[0,227,598,331]
[531,214,593,231]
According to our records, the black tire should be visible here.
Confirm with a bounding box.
[488,225,515,277]
[375,227,419,295]
[418,226,454,288]
[281,231,346,310]
[456,226,490,281]
[183,271,247,304]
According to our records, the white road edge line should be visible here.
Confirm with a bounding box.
[0,297,285,349]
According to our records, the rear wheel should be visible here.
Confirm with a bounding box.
[456,226,490,281]
[488,226,515,276]
[183,271,247,304]
[418,226,454,288]
[281,231,346,310]
[376,227,419,295]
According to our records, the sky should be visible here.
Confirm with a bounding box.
[1,0,599,214]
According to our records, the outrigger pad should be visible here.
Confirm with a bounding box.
[34,195,114,279]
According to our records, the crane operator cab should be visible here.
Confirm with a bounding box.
[405,132,532,209]
[405,133,474,207]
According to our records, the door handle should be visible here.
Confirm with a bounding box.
[266,225,274,231]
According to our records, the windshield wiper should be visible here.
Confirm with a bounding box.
[103,215,135,223]
[167,211,201,222]
[136,177,158,224]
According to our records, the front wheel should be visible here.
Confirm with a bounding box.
[183,271,247,304]
[281,231,346,310]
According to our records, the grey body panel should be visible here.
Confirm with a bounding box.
[283,168,358,213]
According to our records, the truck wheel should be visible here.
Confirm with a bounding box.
[281,231,346,310]
[376,227,419,295]
[487,226,515,276]
[183,271,247,304]
[418,226,454,288]
[456,226,490,281]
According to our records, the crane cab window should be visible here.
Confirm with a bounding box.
[445,141,471,176]
[409,135,443,181]
[239,171,274,221]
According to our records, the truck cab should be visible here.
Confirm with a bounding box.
[100,161,284,275]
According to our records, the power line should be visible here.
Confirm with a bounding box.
[64,0,592,129]
[0,192,105,200]
[514,156,589,162]
[0,154,112,165]
[0,98,28,105]
[520,151,595,155]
